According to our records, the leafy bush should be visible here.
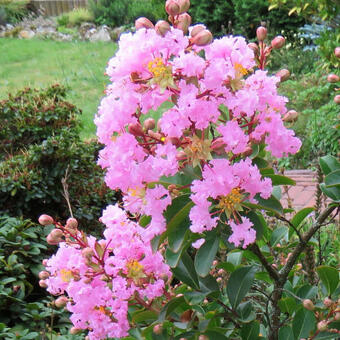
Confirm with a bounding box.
[0,0,28,24]
[0,85,117,233]
[67,7,94,26]
[0,215,74,337]
[89,0,165,27]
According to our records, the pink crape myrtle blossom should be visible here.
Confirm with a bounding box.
[228,217,256,249]
[189,158,272,237]
[43,205,171,340]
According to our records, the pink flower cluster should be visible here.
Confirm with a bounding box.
[95,24,300,245]
[42,206,171,339]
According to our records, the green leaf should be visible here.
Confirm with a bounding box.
[172,251,199,289]
[291,207,314,228]
[319,183,340,202]
[198,274,220,293]
[237,301,256,322]
[316,266,339,296]
[292,308,316,339]
[296,285,318,300]
[252,157,268,169]
[278,326,294,340]
[194,233,219,277]
[158,296,186,321]
[240,320,260,340]
[244,195,283,215]
[227,266,256,309]
[165,247,185,268]
[227,251,243,266]
[278,297,297,315]
[246,211,267,241]
[132,310,158,323]
[202,331,229,340]
[183,291,207,305]
[325,169,340,188]
[270,226,288,246]
[265,174,296,186]
[320,155,340,176]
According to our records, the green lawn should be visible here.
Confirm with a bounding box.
[0,38,117,138]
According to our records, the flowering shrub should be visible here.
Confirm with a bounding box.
[38,1,340,339]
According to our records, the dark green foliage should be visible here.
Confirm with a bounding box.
[189,0,306,37]
[0,216,74,337]
[0,0,29,25]
[89,0,165,27]
[0,85,117,233]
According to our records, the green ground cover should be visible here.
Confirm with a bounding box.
[0,38,116,138]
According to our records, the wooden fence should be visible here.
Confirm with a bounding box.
[31,0,88,17]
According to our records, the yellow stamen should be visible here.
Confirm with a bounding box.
[126,259,145,282]
[217,188,244,218]
[234,63,248,76]
[60,269,73,283]
[147,57,167,78]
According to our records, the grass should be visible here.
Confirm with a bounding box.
[0,38,117,138]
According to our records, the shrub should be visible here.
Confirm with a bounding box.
[89,0,165,27]
[0,0,28,24]
[67,7,94,27]
[0,85,117,234]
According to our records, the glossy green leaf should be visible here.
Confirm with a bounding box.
[319,183,340,202]
[227,266,256,309]
[320,155,340,176]
[292,308,316,339]
[278,297,297,315]
[296,284,318,300]
[240,320,260,340]
[291,207,314,228]
[265,174,296,186]
[316,266,339,296]
[252,157,268,169]
[194,233,219,277]
[132,310,158,323]
[325,169,340,188]
[244,194,283,215]
[247,211,268,240]
[183,291,207,305]
[202,331,229,340]
[237,301,256,322]
[172,251,199,289]
[198,274,220,293]
[227,251,243,266]
[270,226,288,246]
[165,247,185,268]
[278,326,294,340]
[158,296,186,322]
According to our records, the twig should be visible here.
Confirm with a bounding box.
[61,165,73,218]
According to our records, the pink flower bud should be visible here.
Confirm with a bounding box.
[283,110,298,122]
[50,228,63,239]
[335,47,340,58]
[135,17,154,30]
[303,299,315,311]
[39,271,50,279]
[177,13,191,34]
[190,24,205,38]
[155,20,171,36]
[256,26,267,41]
[176,150,186,160]
[38,214,54,226]
[82,247,94,259]
[198,336,209,340]
[46,234,60,245]
[323,297,333,308]
[191,29,213,46]
[128,122,144,137]
[55,296,68,308]
[327,74,340,83]
[178,0,190,13]
[334,95,340,104]
[165,0,181,16]
[317,320,328,332]
[39,280,48,288]
[276,69,290,82]
[153,324,163,335]
[247,42,259,56]
[66,217,78,229]
[271,35,285,49]
[42,259,48,266]
[70,327,82,335]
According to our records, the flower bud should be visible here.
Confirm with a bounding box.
[178,0,190,13]
[317,320,328,332]
[303,299,315,311]
[66,217,78,229]
[198,336,209,340]
[271,35,285,49]
[242,146,253,157]
[177,13,191,34]
[55,296,68,308]
[283,110,298,122]
[334,95,340,104]
[335,312,340,321]
[12,285,20,293]
[191,29,213,46]
[47,234,61,245]
[153,324,163,335]
[165,0,180,16]
[155,20,171,36]
[247,42,259,56]
[323,297,333,307]
[135,17,154,30]
[39,270,50,279]
[335,47,340,58]
[70,327,82,335]
[82,247,94,259]
[276,69,290,82]
[38,214,54,226]
[190,24,206,38]
[39,280,48,288]
[50,228,63,239]
[180,309,193,322]
[128,122,144,137]
[42,259,48,266]
[176,150,186,160]
[327,74,340,83]
[256,26,267,41]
